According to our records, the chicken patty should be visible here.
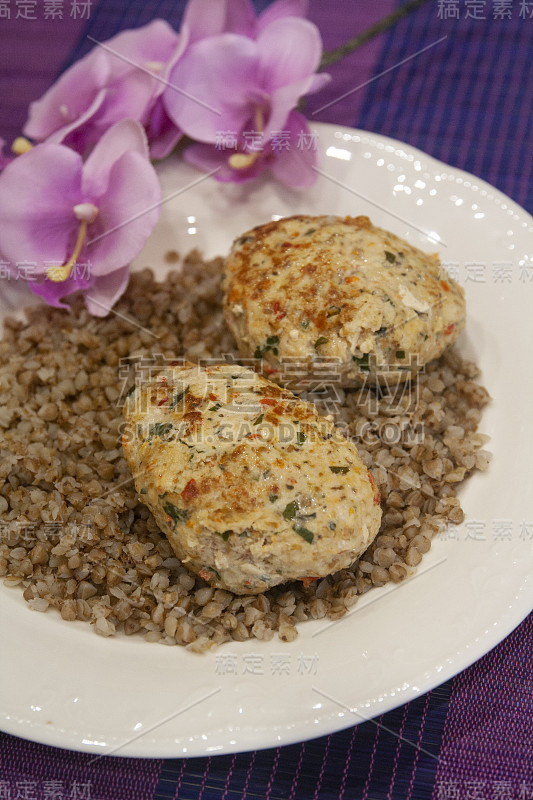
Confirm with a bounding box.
[223,214,465,386]
[122,362,382,595]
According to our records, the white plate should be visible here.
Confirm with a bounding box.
[1,123,532,758]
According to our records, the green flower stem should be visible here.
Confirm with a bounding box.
[320,0,432,69]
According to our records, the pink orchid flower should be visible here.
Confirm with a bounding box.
[23,20,184,159]
[163,8,329,187]
[0,120,161,315]
[181,0,309,41]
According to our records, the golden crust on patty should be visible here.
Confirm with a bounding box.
[122,362,382,595]
[223,215,465,386]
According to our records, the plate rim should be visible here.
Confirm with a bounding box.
[1,121,532,758]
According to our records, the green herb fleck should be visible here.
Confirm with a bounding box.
[148,422,173,441]
[283,500,299,520]
[163,501,189,525]
[254,335,280,359]
[326,305,341,317]
[206,567,221,580]
[218,531,231,542]
[300,319,310,329]
[238,235,254,245]
[330,466,350,474]
[304,227,316,235]
[125,384,136,398]
[395,349,406,359]
[296,431,306,446]
[352,353,370,371]
[314,336,328,351]
[253,414,264,426]
[377,326,387,335]
[269,494,278,503]
[140,487,147,495]
[385,251,396,264]
[293,524,314,543]
[169,385,189,409]
[209,403,222,411]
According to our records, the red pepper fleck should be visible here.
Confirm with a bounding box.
[440,280,450,292]
[367,471,381,505]
[260,398,277,406]
[444,323,455,335]
[160,377,168,383]
[270,300,286,320]
[270,484,279,494]
[247,433,263,440]
[157,396,169,406]
[170,361,180,366]
[181,478,199,501]
[301,577,318,588]
[198,568,211,582]
[209,393,218,401]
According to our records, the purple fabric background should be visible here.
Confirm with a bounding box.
[0,14,86,149]
[0,1,532,798]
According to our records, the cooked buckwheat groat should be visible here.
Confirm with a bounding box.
[122,362,382,595]
[223,214,465,386]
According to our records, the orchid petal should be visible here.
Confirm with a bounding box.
[263,73,330,141]
[307,71,332,96]
[82,119,150,200]
[161,25,190,81]
[149,126,182,159]
[86,150,161,275]
[84,265,130,316]
[45,88,109,150]
[257,0,308,31]
[101,19,180,79]
[0,144,82,269]
[182,0,255,40]
[91,69,158,130]
[270,110,317,189]
[23,50,110,143]
[181,0,229,42]
[165,34,258,141]
[263,75,316,140]
[29,264,92,309]
[24,21,182,151]
[257,17,322,92]
[224,0,257,36]
[95,20,183,110]
[146,98,182,159]
[184,141,262,183]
